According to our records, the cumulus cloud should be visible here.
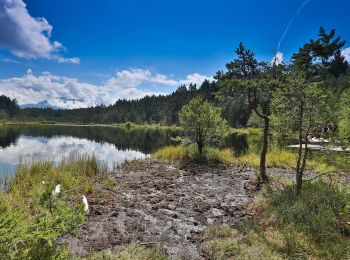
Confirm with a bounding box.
[179,73,213,86]
[0,0,78,63]
[272,52,283,65]
[0,69,211,109]
[342,47,350,62]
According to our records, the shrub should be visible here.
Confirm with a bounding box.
[268,181,350,258]
[206,181,350,259]
[0,156,101,259]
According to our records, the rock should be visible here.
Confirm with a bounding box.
[212,208,225,217]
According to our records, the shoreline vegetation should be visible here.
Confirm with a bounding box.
[1,121,181,131]
[1,120,264,135]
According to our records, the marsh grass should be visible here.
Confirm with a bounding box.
[153,145,333,172]
[206,181,350,259]
[0,156,104,259]
[152,145,233,164]
[231,127,262,135]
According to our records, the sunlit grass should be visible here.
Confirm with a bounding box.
[153,145,334,173]
[152,145,233,164]
[231,127,262,135]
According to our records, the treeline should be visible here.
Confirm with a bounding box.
[13,81,222,125]
[0,95,19,119]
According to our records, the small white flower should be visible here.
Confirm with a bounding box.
[82,195,89,214]
[52,184,61,196]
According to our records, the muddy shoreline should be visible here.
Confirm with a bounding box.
[60,160,318,259]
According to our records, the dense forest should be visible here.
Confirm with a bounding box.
[9,81,223,125]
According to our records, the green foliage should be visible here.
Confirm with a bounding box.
[337,88,350,142]
[0,95,19,118]
[272,73,330,134]
[246,110,264,128]
[206,181,350,259]
[0,157,102,259]
[0,109,7,122]
[0,191,85,259]
[84,242,166,260]
[179,96,229,154]
[268,181,350,258]
[292,27,348,78]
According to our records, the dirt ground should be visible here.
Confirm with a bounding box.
[61,159,345,259]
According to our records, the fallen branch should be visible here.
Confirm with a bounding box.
[304,172,333,182]
[238,161,248,173]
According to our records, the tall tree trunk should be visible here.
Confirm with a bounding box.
[198,142,203,155]
[248,89,269,183]
[259,117,269,182]
[296,102,304,195]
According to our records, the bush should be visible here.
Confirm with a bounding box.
[268,181,350,258]
[206,181,350,259]
[0,156,101,259]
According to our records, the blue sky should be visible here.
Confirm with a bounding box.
[0,0,349,108]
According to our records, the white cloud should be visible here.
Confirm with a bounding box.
[0,0,78,63]
[272,52,283,65]
[342,47,350,62]
[179,73,213,86]
[57,57,81,64]
[0,69,211,109]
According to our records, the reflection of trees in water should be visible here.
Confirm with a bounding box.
[0,125,180,154]
[226,133,297,156]
[0,127,20,148]
[0,125,297,154]
[226,134,249,156]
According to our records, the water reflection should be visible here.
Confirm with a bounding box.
[0,136,147,175]
[0,125,297,177]
[0,125,180,176]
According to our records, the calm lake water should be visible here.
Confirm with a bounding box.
[0,125,295,177]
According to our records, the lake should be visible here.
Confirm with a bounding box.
[0,125,296,177]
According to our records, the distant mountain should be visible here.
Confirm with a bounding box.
[20,100,59,109]
[20,97,84,109]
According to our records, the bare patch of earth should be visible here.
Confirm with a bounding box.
[61,160,346,259]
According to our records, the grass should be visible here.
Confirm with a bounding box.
[231,127,262,135]
[152,145,234,164]
[84,242,167,260]
[0,156,105,259]
[205,181,350,259]
[153,145,334,173]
